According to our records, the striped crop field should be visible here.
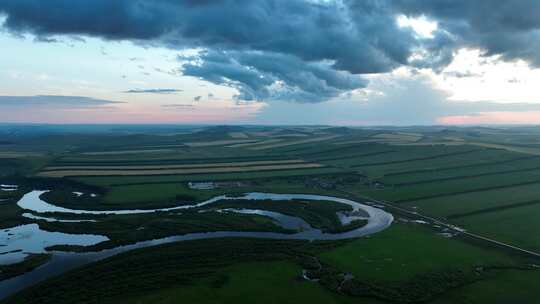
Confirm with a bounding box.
[37,162,325,177]
[41,159,308,171]
[184,139,259,147]
[248,135,341,150]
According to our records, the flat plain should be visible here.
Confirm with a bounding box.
[2,125,540,303]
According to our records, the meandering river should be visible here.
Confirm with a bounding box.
[0,190,393,299]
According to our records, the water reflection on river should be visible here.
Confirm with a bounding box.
[0,190,393,299]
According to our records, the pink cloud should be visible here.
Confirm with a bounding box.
[437,111,540,125]
[0,105,261,124]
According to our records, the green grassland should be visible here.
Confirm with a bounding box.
[453,203,540,252]
[3,125,540,303]
[318,224,513,282]
[363,150,527,181]
[0,188,28,228]
[4,223,539,304]
[41,173,353,211]
[432,269,540,304]
[398,182,540,218]
[0,203,26,229]
[381,155,540,185]
[120,261,363,304]
[3,238,352,304]
[366,168,540,203]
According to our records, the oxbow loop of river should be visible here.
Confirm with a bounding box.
[0,190,393,299]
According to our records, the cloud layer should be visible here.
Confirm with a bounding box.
[255,76,540,125]
[0,0,415,102]
[0,95,121,108]
[1,0,540,103]
[394,0,540,66]
[123,89,182,94]
[181,50,367,102]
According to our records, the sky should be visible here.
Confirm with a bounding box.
[1,0,540,125]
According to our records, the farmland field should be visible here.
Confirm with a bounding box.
[2,125,540,303]
[37,163,325,177]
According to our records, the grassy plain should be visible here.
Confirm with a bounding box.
[319,224,513,282]
[4,125,540,303]
[4,223,538,304]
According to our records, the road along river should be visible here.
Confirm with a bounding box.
[0,190,393,299]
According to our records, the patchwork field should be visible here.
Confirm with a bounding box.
[42,159,308,171]
[2,125,540,303]
[37,163,325,177]
[248,135,342,150]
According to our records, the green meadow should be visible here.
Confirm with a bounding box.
[2,125,540,303]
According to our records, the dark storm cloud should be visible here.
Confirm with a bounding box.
[0,0,414,102]
[2,0,414,74]
[394,0,540,66]
[2,0,540,102]
[182,50,367,102]
[0,95,122,108]
[0,0,172,39]
[123,88,182,94]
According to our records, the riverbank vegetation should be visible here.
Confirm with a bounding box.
[4,224,539,304]
[0,254,51,282]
